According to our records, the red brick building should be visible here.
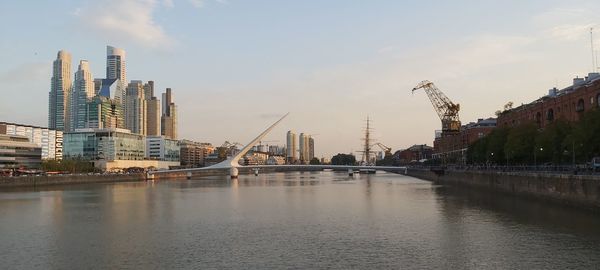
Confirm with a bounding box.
[433,118,497,164]
[393,144,434,165]
[498,73,600,128]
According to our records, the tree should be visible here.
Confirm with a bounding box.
[331,153,356,165]
[309,157,321,165]
[535,120,570,164]
[504,123,537,164]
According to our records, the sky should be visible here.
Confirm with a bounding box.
[1,0,600,158]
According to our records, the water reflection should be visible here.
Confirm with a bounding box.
[1,171,600,269]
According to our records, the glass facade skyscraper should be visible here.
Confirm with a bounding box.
[48,50,72,132]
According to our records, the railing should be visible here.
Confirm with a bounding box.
[409,164,600,175]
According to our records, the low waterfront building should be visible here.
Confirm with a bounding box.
[393,144,434,165]
[179,140,213,167]
[0,122,63,160]
[146,136,180,162]
[266,155,285,165]
[64,128,178,171]
[0,134,42,169]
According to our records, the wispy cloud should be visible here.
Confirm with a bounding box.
[187,0,228,8]
[544,23,595,41]
[74,0,175,49]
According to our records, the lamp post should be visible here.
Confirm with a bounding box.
[534,147,543,168]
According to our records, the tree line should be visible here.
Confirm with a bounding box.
[467,109,600,165]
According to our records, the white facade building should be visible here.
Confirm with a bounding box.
[0,122,63,160]
[146,136,180,162]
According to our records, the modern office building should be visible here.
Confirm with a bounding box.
[64,128,145,161]
[125,80,147,135]
[64,128,179,171]
[0,134,42,169]
[146,136,180,162]
[161,88,177,139]
[143,80,154,99]
[48,50,72,132]
[86,96,124,129]
[70,60,95,131]
[0,122,63,160]
[144,81,161,136]
[286,130,297,163]
[106,46,127,108]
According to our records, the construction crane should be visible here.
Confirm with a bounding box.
[412,80,461,134]
[374,142,392,157]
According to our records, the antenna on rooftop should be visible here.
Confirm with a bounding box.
[591,27,596,72]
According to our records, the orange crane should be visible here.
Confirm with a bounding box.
[412,80,461,134]
[374,142,392,157]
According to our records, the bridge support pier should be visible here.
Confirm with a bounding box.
[230,167,239,179]
[348,169,354,176]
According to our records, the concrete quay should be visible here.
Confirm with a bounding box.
[406,168,600,211]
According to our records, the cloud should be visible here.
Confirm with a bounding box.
[188,0,204,8]
[544,23,595,41]
[187,0,228,8]
[74,0,174,49]
[162,0,174,8]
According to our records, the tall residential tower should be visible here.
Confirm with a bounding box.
[286,130,297,164]
[125,80,147,135]
[161,88,177,139]
[144,81,161,136]
[48,50,72,131]
[70,60,94,131]
[106,46,127,107]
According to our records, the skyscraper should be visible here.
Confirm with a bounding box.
[144,81,161,136]
[286,130,297,164]
[309,136,315,161]
[299,133,309,164]
[125,80,147,135]
[106,46,127,108]
[161,88,177,139]
[106,46,126,82]
[48,50,72,131]
[70,60,94,131]
[91,78,125,129]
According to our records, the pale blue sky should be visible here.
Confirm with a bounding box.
[1,0,599,157]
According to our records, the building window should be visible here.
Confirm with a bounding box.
[597,93,600,108]
[576,99,585,112]
[535,112,541,125]
[547,109,554,122]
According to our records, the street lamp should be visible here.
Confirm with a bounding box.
[534,147,543,168]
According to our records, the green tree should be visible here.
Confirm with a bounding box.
[535,120,571,164]
[504,123,537,164]
[309,157,321,165]
[331,153,356,165]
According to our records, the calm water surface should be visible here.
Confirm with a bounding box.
[1,171,600,269]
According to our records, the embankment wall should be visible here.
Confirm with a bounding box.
[406,168,600,211]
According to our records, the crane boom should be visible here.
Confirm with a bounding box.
[412,80,461,133]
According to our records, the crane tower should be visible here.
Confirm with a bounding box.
[412,80,461,134]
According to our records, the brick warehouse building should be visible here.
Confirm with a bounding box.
[498,73,600,128]
[433,118,496,163]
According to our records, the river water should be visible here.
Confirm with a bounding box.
[1,171,600,269]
